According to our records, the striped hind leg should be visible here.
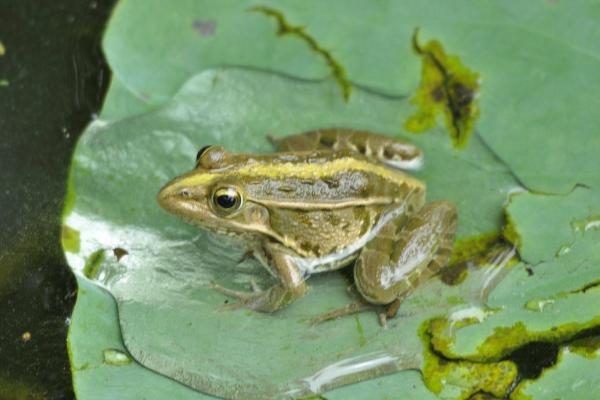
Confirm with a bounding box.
[354,201,458,321]
[268,128,423,170]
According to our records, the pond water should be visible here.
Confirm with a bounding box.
[0,1,115,398]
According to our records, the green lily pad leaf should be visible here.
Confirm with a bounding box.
[100,76,156,121]
[428,227,600,362]
[65,68,518,399]
[72,273,448,400]
[103,0,600,193]
[505,187,600,264]
[512,347,600,399]
[69,276,210,400]
[324,370,437,400]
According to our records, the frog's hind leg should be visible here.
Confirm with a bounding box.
[268,129,422,170]
[354,201,458,323]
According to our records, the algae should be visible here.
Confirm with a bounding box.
[405,29,480,148]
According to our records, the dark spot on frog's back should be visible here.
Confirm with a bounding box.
[321,177,340,190]
[277,184,295,193]
[353,140,366,154]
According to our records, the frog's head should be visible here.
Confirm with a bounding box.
[157,145,273,238]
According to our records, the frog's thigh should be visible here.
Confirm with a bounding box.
[268,129,421,169]
[354,201,458,305]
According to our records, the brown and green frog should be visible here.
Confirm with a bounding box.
[157,129,457,324]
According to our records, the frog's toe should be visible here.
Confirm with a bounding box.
[216,299,253,312]
[210,282,261,301]
[309,301,369,326]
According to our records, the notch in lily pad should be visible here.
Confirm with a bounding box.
[405,29,480,148]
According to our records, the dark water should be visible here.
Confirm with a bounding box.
[0,1,115,399]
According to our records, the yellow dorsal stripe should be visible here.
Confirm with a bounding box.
[179,157,424,190]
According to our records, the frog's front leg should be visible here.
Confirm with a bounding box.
[354,201,458,319]
[214,242,308,312]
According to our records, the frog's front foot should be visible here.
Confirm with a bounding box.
[211,281,263,310]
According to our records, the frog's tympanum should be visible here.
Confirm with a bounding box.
[158,129,457,323]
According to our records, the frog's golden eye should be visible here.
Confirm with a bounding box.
[196,145,213,162]
[212,187,243,214]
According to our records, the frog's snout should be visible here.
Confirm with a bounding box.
[157,181,191,211]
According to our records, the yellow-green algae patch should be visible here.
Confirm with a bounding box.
[405,29,480,148]
[62,224,81,253]
[567,335,600,359]
[83,249,106,280]
[420,321,517,399]
[449,233,501,266]
[440,234,514,286]
[103,349,133,366]
[251,6,351,101]
[428,316,600,362]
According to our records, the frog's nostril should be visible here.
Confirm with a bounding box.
[179,189,191,198]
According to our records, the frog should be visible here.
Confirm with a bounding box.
[157,128,457,324]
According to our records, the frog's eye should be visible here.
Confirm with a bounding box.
[212,187,243,214]
[196,145,213,162]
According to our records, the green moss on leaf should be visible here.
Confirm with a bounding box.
[420,321,518,399]
[405,29,480,148]
[82,249,105,280]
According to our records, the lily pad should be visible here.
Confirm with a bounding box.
[429,204,600,362]
[505,187,600,264]
[68,277,207,400]
[64,68,518,399]
[102,0,600,193]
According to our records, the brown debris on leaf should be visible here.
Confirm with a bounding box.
[113,247,129,261]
